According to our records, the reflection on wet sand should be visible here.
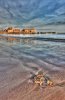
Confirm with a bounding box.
[0,36,65,100]
[0,36,33,43]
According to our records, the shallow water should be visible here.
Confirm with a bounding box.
[0,35,65,96]
[0,35,65,69]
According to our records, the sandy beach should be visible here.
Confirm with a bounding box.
[0,37,65,100]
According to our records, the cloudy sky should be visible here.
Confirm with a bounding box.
[0,0,65,31]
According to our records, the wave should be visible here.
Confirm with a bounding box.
[0,34,65,42]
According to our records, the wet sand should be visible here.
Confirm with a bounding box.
[0,38,65,100]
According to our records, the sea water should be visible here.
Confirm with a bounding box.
[0,34,65,93]
[0,34,65,69]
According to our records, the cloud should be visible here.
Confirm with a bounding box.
[0,0,65,28]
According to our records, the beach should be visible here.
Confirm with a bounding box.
[0,35,65,100]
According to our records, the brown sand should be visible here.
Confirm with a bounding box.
[0,57,65,100]
[0,39,65,100]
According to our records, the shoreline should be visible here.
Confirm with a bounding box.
[0,36,65,100]
[0,34,65,43]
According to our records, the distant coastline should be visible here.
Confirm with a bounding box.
[0,27,37,35]
[0,27,65,35]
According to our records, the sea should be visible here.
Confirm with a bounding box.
[0,34,65,71]
[0,33,65,94]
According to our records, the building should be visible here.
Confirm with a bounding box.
[6,27,14,33]
[13,29,21,34]
[3,27,37,34]
[5,27,21,34]
[0,30,4,34]
[21,28,37,34]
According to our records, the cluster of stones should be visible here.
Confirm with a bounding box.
[34,71,53,86]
